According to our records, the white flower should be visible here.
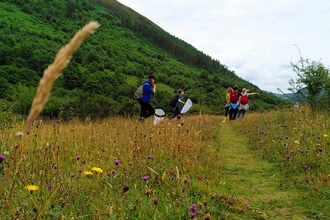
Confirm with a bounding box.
[16,131,24,137]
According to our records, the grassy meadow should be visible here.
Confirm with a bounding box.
[0,105,329,219]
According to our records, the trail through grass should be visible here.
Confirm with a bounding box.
[218,121,307,220]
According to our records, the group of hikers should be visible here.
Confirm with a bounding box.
[222,85,258,122]
[137,75,258,122]
[137,75,185,122]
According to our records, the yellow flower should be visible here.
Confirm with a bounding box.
[25,185,39,191]
[272,140,275,142]
[92,167,103,173]
[84,171,93,176]
[324,134,329,138]
[294,140,300,145]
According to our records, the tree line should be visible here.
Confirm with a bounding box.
[0,0,289,121]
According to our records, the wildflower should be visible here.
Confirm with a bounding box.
[123,186,129,193]
[76,155,81,160]
[0,155,5,162]
[190,213,196,218]
[84,171,93,176]
[3,151,9,155]
[304,177,309,183]
[153,197,158,205]
[81,159,86,164]
[303,165,308,169]
[16,131,24,137]
[142,175,150,181]
[317,135,321,139]
[204,213,211,220]
[25,185,39,193]
[189,204,196,212]
[92,167,103,173]
[148,154,152,159]
[285,155,290,159]
[184,178,191,183]
[324,134,329,138]
[294,140,300,145]
[285,136,288,139]
[114,159,120,165]
[52,164,58,169]
[129,161,133,166]
[70,107,75,111]
[46,184,53,190]
[318,148,323,152]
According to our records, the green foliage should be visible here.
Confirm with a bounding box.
[0,0,287,119]
[288,45,330,112]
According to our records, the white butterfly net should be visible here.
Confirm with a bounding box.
[153,108,166,125]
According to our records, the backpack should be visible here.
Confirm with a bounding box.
[169,94,179,107]
[240,94,248,104]
[230,91,238,103]
[134,84,144,100]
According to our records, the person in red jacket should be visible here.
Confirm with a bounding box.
[237,88,259,119]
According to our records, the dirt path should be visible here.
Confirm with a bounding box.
[217,122,307,220]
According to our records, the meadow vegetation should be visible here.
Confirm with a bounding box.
[0,105,329,219]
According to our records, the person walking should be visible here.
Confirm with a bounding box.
[228,85,240,120]
[237,88,258,119]
[170,89,185,119]
[222,87,233,122]
[139,75,156,122]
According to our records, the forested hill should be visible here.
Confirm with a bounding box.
[0,0,289,120]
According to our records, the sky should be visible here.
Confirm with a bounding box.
[117,0,330,93]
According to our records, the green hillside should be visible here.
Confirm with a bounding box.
[0,0,289,119]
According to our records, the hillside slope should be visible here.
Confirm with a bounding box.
[0,0,289,119]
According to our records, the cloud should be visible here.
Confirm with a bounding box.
[118,0,330,93]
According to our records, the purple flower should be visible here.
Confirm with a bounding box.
[76,155,81,160]
[190,213,196,218]
[46,184,53,190]
[81,159,86,164]
[142,175,150,181]
[318,148,323,152]
[0,155,5,162]
[303,165,308,169]
[114,159,120,165]
[129,161,133,166]
[189,204,196,212]
[304,177,309,182]
[285,154,290,159]
[52,164,58,169]
[57,119,60,123]
[70,107,75,111]
[148,154,152,159]
[285,136,288,139]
